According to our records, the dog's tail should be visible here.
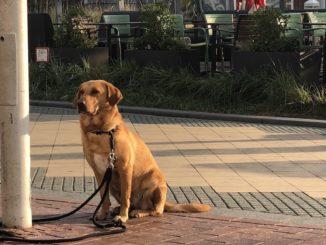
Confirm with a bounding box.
[164,201,211,213]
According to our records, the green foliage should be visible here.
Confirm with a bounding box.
[53,7,96,48]
[29,59,326,118]
[81,6,103,23]
[29,58,107,100]
[261,67,312,106]
[311,85,326,105]
[160,39,189,50]
[247,8,301,52]
[133,3,184,50]
[250,8,287,46]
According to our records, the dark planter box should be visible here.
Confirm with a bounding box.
[231,49,321,83]
[124,49,200,74]
[51,47,109,66]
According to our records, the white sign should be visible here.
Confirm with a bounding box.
[36,47,49,62]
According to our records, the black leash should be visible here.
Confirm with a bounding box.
[0,128,126,243]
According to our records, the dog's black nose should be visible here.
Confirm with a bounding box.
[77,102,86,113]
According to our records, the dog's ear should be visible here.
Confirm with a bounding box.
[73,87,81,108]
[106,82,123,106]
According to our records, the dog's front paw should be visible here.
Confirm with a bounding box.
[129,210,141,218]
[113,215,128,223]
[96,209,108,220]
[111,206,120,216]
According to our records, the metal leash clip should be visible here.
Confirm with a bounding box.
[108,151,117,169]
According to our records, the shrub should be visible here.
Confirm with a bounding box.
[53,7,96,48]
[29,58,108,100]
[133,3,187,50]
[247,8,301,52]
[29,59,326,118]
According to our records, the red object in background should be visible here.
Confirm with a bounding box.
[236,0,266,11]
[246,0,255,10]
[236,0,241,10]
[255,0,266,8]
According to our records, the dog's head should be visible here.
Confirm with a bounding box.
[73,80,123,115]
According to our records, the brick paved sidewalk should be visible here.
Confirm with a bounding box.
[1,195,326,244]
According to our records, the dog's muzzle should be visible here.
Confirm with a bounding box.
[77,101,87,114]
[77,101,98,115]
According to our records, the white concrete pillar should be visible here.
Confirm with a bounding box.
[0,0,32,228]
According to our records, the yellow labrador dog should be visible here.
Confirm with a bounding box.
[74,80,210,223]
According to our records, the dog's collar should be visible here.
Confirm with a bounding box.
[91,128,116,136]
[90,128,117,169]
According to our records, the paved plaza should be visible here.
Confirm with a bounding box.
[29,105,326,219]
[3,105,326,244]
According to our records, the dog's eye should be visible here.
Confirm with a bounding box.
[91,89,100,96]
[79,89,84,95]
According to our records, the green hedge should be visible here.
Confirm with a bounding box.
[29,59,326,118]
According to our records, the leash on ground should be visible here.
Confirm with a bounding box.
[0,129,126,243]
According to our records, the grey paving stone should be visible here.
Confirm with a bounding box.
[94,178,98,189]
[169,186,189,204]
[63,176,73,192]
[282,192,313,216]
[31,168,38,184]
[191,187,215,207]
[180,187,201,203]
[32,168,46,188]
[229,192,254,211]
[85,177,95,193]
[201,187,228,208]
[295,193,326,216]
[250,192,282,214]
[273,192,308,216]
[74,177,84,192]
[29,170,326,218]
[240,192,267,212]
[52,177,64,191]
[167,186,177,203]
[316,197,326,208]
[42,177,54,190]
[266,192,297,215]
[218,193,241,209]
